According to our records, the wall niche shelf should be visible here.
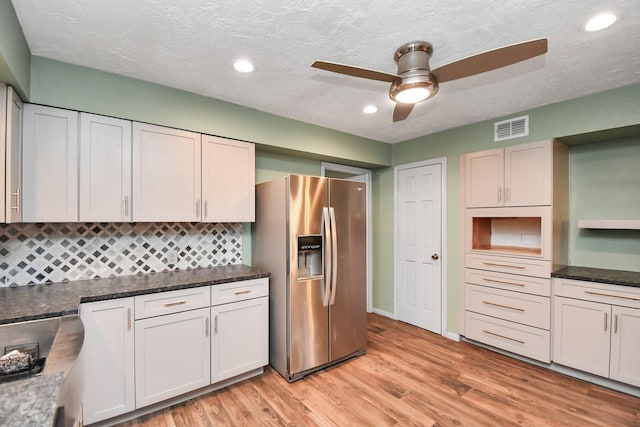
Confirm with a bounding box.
[578,220,640,230]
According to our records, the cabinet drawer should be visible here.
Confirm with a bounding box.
[466,284,550,329]
[466,269,550,297]
[553,278,640,309]
[466,253,551,278]
[135,286,211,320]
[211,278,269,306]
[465,311,550,363]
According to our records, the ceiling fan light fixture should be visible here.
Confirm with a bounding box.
[584,13,617,31]
[389,75,439,104]
[233,59,255,73]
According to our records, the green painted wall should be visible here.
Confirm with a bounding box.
[569,138,640,271]
[387,84,640,333]
[0,0,31,98]
[29,56,390,168]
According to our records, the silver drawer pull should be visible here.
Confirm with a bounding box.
[234,290,251,296]
[164,300,188,307]
[482,278,525,287]
[482,262,525,269]
[584,291,640,302]
[483,330,525,344]
[482,301,525,312]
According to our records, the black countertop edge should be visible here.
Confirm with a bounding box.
[552,266,640,288]
[0,265,270,325]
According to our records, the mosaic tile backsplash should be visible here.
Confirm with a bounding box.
[0,222,242,287]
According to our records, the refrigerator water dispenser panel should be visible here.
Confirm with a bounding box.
[297,235,323,280]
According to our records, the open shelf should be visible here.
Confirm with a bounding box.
[578,220,640,230]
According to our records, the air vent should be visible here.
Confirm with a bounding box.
[494,115,529,141]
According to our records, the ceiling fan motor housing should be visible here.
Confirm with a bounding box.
[390,41,439,103]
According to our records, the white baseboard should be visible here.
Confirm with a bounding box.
[371,308,395,319]
[444,331,460,342]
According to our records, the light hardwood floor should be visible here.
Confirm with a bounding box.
[119,313,640,426]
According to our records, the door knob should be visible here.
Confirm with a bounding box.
[432,253,439,260]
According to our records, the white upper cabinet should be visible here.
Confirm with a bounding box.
[5,87,23,223]
[132,122,201,222]
[79,113,132,222]
[202,135,255,222]
[22,104,78,222]
[465,140,558,208]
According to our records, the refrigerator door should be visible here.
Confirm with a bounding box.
[288,175,330,376]
[329,179,368,361]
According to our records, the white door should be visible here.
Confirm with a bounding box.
[395,161,443,334]
[609,305,640,387]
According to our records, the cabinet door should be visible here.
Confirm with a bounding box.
[22,104,78,222]
[135,307,211,408]
[132,122,201,222]
[211,297,268,383]
[202,135,255,222]
[552,296,610,377]
[504,140,551,206]
[5,87,23,223]
[465,148,503,208]
[79,113,132,221]
[79,298,135,425]
[609,306,640,387]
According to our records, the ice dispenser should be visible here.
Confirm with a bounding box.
[297,235,323,280]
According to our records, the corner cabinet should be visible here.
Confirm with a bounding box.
[132,122,202,222]
[462,139,569,363]
[79,113,132,222]
[202,135,255,222]
[553,278,640,387]
[79,298,135,425]
[1,85,23,223]
[22,104,79,222]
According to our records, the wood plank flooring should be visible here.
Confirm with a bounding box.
[118,313,640,426]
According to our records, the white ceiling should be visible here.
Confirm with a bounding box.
[10,0,640,144]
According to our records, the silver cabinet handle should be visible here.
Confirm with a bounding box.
[205,317,209,337]
[482,301,525,312]
[10,187,20,214]
[483,329,524,344]
[604,312,608,332]
[196,199,200,217]
[482,278,525,287]
[498,187,502,202]
[585,291,640,302]
[204,200,208,219]
[505,187,510,202]
[127,308,132,332]
[482,262,525,269]
[164,300,187,308]
[124,196,129,216]
[214,315,218,334]
[614,314,618,334]
[234,290,251,296]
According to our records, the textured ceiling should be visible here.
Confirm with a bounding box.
[10,0,640,143]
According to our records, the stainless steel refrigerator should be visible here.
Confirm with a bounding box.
[253,174,367,382]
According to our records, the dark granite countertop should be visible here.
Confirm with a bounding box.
[552,266,640,288]
[0,264,270,325]
[0,373,63,427]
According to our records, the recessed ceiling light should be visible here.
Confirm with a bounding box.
[584,13,617,32]
[362,105,378,114]
[233,60,254,73]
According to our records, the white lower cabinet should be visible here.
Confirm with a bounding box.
[553,278,640,387]
[211,296,269,383]
[135,307,211,408]
[79,298,135,425]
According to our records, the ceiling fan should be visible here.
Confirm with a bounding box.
[311,38,548,122]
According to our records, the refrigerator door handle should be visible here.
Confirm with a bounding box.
[329,207,338,305]
[322,207,332,307]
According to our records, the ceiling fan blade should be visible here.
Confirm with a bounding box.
[432,38,548,83]
[393,103,414,122]
[311,60,398,82]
